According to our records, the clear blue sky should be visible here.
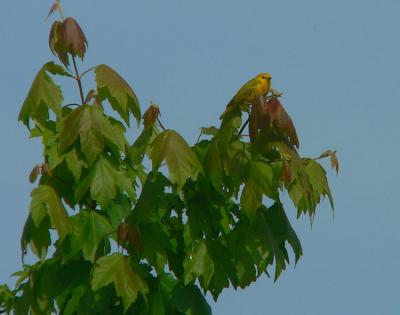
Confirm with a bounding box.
[1,0,399,314]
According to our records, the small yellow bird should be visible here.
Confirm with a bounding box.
[220,73,272,118]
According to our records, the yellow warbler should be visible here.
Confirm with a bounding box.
[220,73,272,118]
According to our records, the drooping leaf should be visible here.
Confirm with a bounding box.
[29,185,71,240]
[303,159,334,209]
[18,65,63,128]
[330,152,339,174]
[21,215,51,260]
[95,64,141,126]
[61,17,88,60]
[240,161,277,218]
[151,130,203,188]
[92,253,148,312]
[265,98,299,148]
[49,21,69,67]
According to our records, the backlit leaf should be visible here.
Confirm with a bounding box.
[95,64,141,126]
[18,65,63,128]
[29,185,71,240]
[151,130,203,188]
[59,105,104,164]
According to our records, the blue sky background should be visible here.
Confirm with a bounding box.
[1,0,399,314]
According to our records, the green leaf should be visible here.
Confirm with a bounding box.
[105,195,132,229]
[28,185,71,240]
[204,139,223,189]
[21,215,51,260]
[183,240,235,299]
[170,285,212,315]
[69,210,114,262]
[200,126,218,136]
[133,172,171,223]
[92,253,148,312]
[240,161,277,218]
[59,105,104,164]
[43,61,73,77]
[95,64,141,126]
[151,130,203,188]
[65,148,87,181]
[18,64,63,128]
[247,204,302,281]
[303,159,334,209]
[76,155,134,209]
[139,222,174,273]
[129,125,159,164]
[89,157,119,208]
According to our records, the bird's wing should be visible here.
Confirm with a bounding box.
[228,78,259,105]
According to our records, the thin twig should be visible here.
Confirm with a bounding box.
[80,65,97,78]
[238,117,249,136]
[157,117,166,131]
[313,150,337,161]
[195,131,203,144]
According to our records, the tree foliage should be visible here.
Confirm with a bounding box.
[0,3,338,314]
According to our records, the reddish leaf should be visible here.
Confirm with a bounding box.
[49,21,69,67]
[61,17,88,60]
[117,222,141,251]
[84,89,96,104]
[281,160,292,184]
[330,152,339,174]
[248,94,265,142]
[117,223,128,246]
[142,104,160,128]
[29,165,40,183]
[265,98,299,148]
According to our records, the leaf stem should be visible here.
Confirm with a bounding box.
[238,117,249,136]
[313,150,337,161]
[72,56,85,105]
[157,117,166,131]
[80,66,97,78]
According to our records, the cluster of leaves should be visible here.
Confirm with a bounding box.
[0,3,338,315]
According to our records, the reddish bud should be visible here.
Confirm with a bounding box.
[46,2,60,20]
[143,104,160,128]
[330,152,339,174]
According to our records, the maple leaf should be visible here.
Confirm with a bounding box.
[95,64,141,126]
